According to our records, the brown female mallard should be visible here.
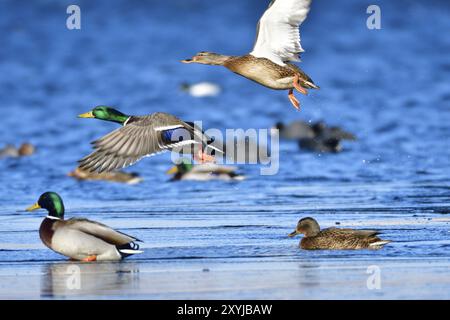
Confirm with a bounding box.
[182,0,318,110]
[68,167,143,185]
[0,143,35,158]
[288,217,391,250]
[26,192,143,261]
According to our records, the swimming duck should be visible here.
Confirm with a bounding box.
[182,0,318,110]
[288,217,391,250]
[274,120,356,141]
[180,82,221,97]
[298,136,342,153]
[297,121,356,153]
[0,143,35,158]
[310,121,357,141]
[68,167,143,185]
[78,106,223,173]
[273,121,315,140]
[166,160,245,181]
[26,192,143,261]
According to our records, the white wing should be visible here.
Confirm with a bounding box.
[250,0,312,66]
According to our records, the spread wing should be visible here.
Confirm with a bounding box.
[65,218,141,245]
[325,227,380,238]
[250,0,312,66]
[78,113,220,173]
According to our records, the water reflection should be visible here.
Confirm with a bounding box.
[40,261,140,298]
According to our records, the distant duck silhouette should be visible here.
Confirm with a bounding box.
[299,136,342,153]
[180,82,221,97]
[273,121,315,140]
[298,121,356,153]
[274,120,356,153]
[0,143,35,158]
[68,167,143,185]
[166,160,245,181]
[288,217,391,250]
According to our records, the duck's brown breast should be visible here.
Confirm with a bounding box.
[224,55,297,90]
[39,218,58,249]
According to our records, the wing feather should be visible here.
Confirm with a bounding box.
[251,0,312,66]
[65,218,141,245]
[79,112,223,173]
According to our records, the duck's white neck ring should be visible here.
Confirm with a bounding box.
[45,215,61,220]
[123,116,131,126]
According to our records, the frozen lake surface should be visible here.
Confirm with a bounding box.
[0,0,449,299]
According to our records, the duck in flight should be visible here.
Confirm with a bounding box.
[182,0,318,110]
[77,106,222,173]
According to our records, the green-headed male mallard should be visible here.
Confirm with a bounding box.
[77,106,223,173]
[68,167,143,185]
[166,159,245,181]
[26,192,143,261]
[182,0,318,110]
[288,217,391,250]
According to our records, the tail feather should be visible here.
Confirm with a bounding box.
[116,242,143,258]
[369,240,391,247]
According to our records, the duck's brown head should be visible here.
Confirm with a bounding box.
[18,143,35,156]
[181,52,230,66]
[288,217,321,237]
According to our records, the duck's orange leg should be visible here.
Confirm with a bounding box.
[194,148,215,163]
[82,255,97,262]
[293,74,308,95]
[288,89,300,110]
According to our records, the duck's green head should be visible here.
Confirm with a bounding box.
[26,192,65,219]
[166,159,194,176]
[288,217,320,237]
[78,106,129,124]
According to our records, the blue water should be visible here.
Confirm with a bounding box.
[0,0,449,298]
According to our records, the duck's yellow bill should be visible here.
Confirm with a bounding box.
[166,166,179,175]
[78,111,94,118]
[26,203,41,212]
[288,230,299,237]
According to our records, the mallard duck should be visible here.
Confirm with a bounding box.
[68,167,143,184]
[288,217,391,250]
[274,120,356,141]
[77,106,223,173]
[166,159,245,181]
[0,143,35,158]
[297,121,356,153]
[310,121,357,141]
[298,136,342,153]
[180,82,221,97]
[182,0,318,110]
[26,192,143,261]
[273,121,315,140]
